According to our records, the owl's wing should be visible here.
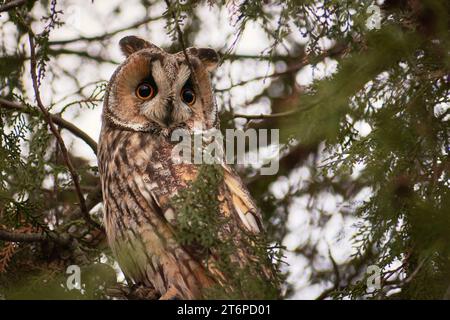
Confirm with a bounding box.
[141,161,263,236]
[221,164,264,234]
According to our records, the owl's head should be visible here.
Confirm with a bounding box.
[103,36,219,133]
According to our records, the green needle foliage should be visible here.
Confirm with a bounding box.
[171,164,281,299]
[172,164,225,250]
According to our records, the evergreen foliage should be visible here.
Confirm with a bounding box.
[0,0,448,299]
[171,164,281,299]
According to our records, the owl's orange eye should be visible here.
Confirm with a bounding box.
[136,83,155,100]
[181,88,196,105]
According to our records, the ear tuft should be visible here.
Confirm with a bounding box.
[119,36,152,57]
[188,47,219,72]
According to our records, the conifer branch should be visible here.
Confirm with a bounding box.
[0,229,70,246]
[27,32,101,231]
[0,98,98,154]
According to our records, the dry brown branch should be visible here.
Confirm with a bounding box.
[0,243,16,273]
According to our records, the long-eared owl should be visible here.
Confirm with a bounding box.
[98,36,273,299]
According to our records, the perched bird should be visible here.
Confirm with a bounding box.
[98,36,272,299]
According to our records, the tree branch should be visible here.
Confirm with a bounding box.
[48,15,164,46]
[216,62,308,93]
[222,53,297,62]
[0,229,70,246]
[47,48,119,65]
[233,97,323,120]
[216,42,348,93]
[233,108,299,120]
[28,32,101,230]
[0,98,98,155]
[0,0,32,13]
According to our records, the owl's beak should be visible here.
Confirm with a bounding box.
[161,100,174,127]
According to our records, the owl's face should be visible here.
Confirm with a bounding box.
[103,36,219,133]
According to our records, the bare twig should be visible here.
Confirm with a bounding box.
[217,42,348,92]
[329,247,341,289]
[233,108,300,120]
[0,98,98,154]
[315,248,342,300]
[48,48,119,65]
[233,98,322,120]
[222,53,296,62]
[28,32,101,230]
[164,0,195,76]
[217,62,308,93]
[46,14,174,65]
[402,258,426,285]
[48,15,165,46]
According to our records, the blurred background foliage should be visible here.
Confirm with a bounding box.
[0,0,449,299]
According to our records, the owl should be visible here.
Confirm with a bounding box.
[98,36,273,299]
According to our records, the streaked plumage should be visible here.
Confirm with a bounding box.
[98,36,269,299]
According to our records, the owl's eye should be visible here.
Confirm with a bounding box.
[136,83,155,100]
[181,88,196,105]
